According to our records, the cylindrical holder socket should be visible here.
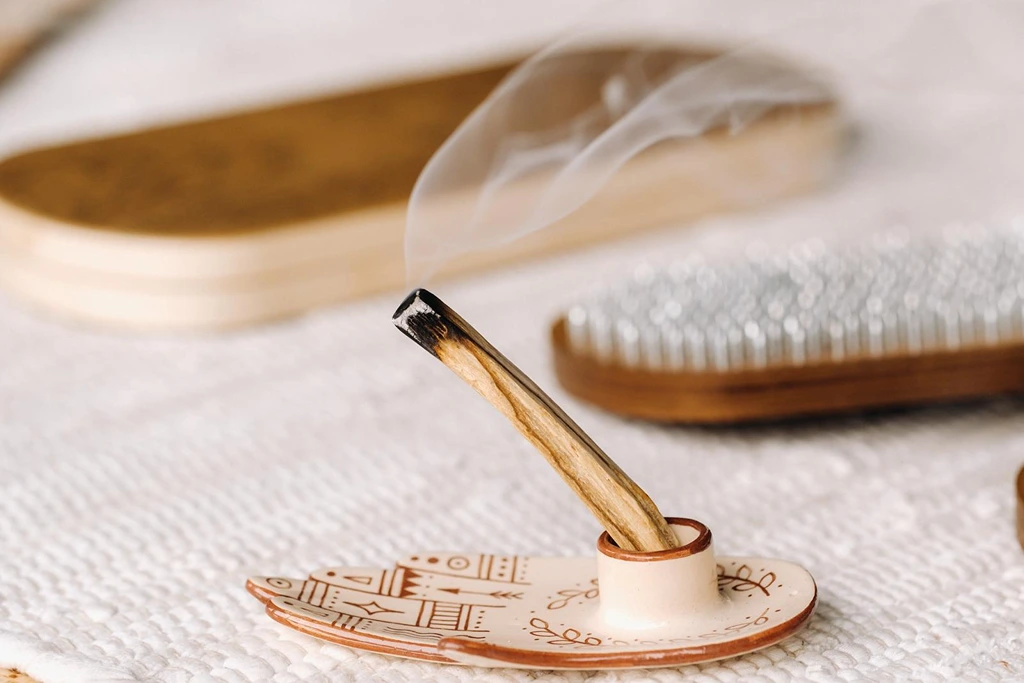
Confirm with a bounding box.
[596,517,721,630]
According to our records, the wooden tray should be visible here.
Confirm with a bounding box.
[0,48,842,331]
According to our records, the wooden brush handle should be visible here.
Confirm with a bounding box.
[393,289,677,552]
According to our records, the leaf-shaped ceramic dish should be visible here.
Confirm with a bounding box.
[248,518,816,669]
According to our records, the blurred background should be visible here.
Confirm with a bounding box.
[0,0,601,156]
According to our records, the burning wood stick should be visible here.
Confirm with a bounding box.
[393,288,678,552]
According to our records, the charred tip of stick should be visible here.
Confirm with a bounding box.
[393,289,452,356]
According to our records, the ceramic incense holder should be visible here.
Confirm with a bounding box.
[250,291,817,669]
[247,518,816,669]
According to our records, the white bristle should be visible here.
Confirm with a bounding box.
[710,329,730,372]
[828,320,845,362]
[685,327,707,371]
[727,326,745,368]
[844,315,861,357]
[940,305,961,350]
[867,317,884,357]
[615,320,641,368]
[996,295,1016,340]
[765,321,783,366]
[902,309,922,355]
[882,312,900,353]
[588,310,613,363]
[983,306,999,345]
[920,307,938,352]
[565,224,1024,373]
[566,305,589,354]
[640,323,663,370]
[784,316,807,367]
[958,304,977,347]
[744,321,768,369]
[663,326,685,370]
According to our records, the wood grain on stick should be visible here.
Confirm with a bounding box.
[393,289,677,552]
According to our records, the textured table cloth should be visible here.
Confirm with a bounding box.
[2,1,1023,682]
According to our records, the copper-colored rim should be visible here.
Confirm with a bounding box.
[438,588,817,668]
[265,602,456,664]
[597,517,711,562]
[247,582,457,664]
[247,558,817,669]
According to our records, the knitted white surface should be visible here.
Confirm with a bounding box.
[2,216,1024,683]
[2,1,1024,682]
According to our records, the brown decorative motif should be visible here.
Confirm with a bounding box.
[345,575,373,585]
[248,545,817,669]
[700,608,771,639]
[547,578,599,610]
[439,591,816,670]
[446,556,471,571]
[527,618,602,647]
[717,564,776,597]
[438,588,522,599]
[344,600,402,616]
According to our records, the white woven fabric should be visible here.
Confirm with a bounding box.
[2,222,1023,683]
[2,1,1024,682]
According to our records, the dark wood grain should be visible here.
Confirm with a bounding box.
[394,289,678,552]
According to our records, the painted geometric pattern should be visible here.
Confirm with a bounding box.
[247,554,815,669]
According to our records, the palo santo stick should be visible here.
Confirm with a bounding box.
[393,288,678,552]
